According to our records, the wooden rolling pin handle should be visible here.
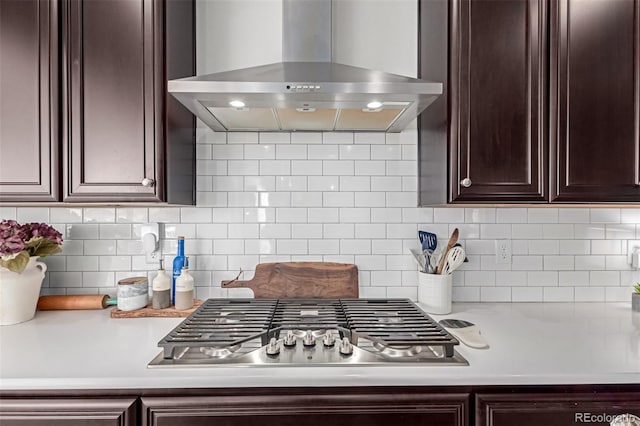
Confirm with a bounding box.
[37,295,111,310]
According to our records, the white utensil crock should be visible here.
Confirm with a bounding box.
[417,272,452,315]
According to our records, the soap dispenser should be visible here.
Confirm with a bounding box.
[152,259,171,309]
[174,257,194,310]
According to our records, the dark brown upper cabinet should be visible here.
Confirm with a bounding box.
[550,0,640,202]
[420,0,640,205]
[0,0,59,201]
[62,0,195,203]
[448,0,548,203]
[0,0,195,204]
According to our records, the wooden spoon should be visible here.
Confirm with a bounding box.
[436,228,459,274]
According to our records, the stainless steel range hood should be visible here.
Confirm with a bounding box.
[169,0,442,133]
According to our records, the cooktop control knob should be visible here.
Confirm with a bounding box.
[283,330,296,347]
[322,331,336,347]
[303,330,316,347]
[339,337,353,355]
[266,337,281,356]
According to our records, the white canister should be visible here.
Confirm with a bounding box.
[117,276,149,311]
[417,272,452,315]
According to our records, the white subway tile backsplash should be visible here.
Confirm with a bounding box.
[575,287,605,302]
[481,224,512,239]
[275,145,307,160]
[605,224,636,239]
[355,132,385,145]
[292,160,322,175]
[244,176,275,192]
[259,132,290,144]
[212,144,243,159]
[307,208,337,223]
[17,207,50,223]
[291,132,321,144]
[322,132,353,144]
[496,208,527,223]
[559,271,590,286]
[371,145,401,160]
[228,160,259,175]
[528,208,558,223]
[542,224,574,239]
[51,208,83,223]
[543,287,574,302]
[480,287,511,302]
[591,208,622,223]
[84,240,117,256]
[5,128,635,303]
[512,287,543,302]
[83,208,115,223]
[291,192,322,207]
[228,132,258,144]
[591,240,624,255]
[339,145,369,160]
[527,271,558,286]
[244,144,275,160]
[590,271,620,286]
[558,208,590,223]
[355,224,386,239]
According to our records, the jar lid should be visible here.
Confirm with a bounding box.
[118,276,148,285]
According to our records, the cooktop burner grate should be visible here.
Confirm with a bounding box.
[340,299,459,357]
[158,299,277,358]
[156,298,461,362]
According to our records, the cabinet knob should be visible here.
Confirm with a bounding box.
[141,178,155,187]
[460,178,472,188]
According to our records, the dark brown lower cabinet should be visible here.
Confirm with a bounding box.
[141,391,469,426]
[476,393,640,426]
[0,397,137,426]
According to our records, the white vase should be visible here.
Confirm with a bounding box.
[0,257,47,325]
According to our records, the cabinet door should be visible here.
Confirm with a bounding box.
[62,0,164,202]
[0,0,59,201]
[449,0,547,202]
[476,392,640,426]
[550,0,640,202]
[0,397,137,426]
[142,391,468,426]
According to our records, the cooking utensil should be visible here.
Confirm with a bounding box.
[410,248,427,272]
[37,295,117,310]
[221,262,359,299]
[439,319,489,349]
[418,230,438,252]
[440,246,465,275]
[436,228,459,274]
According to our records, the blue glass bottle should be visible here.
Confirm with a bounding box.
[172,236,185,305]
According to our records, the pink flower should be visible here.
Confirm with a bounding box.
[0,220,27,256]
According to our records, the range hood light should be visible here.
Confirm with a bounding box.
[229,100,245,108]
[366,101,383,109]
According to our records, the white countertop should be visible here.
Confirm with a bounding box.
[1,302,638,390]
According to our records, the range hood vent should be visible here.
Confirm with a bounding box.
[169,0,442,133]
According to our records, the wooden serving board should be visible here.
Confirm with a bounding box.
[221,262,359,299]
[110,299,203,318]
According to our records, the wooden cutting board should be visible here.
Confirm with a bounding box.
[221,262,359,299]
[110,299,203,318]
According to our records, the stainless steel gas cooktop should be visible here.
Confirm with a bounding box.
[148,298,468,368]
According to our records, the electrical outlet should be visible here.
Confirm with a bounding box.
[495,240,511,264]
